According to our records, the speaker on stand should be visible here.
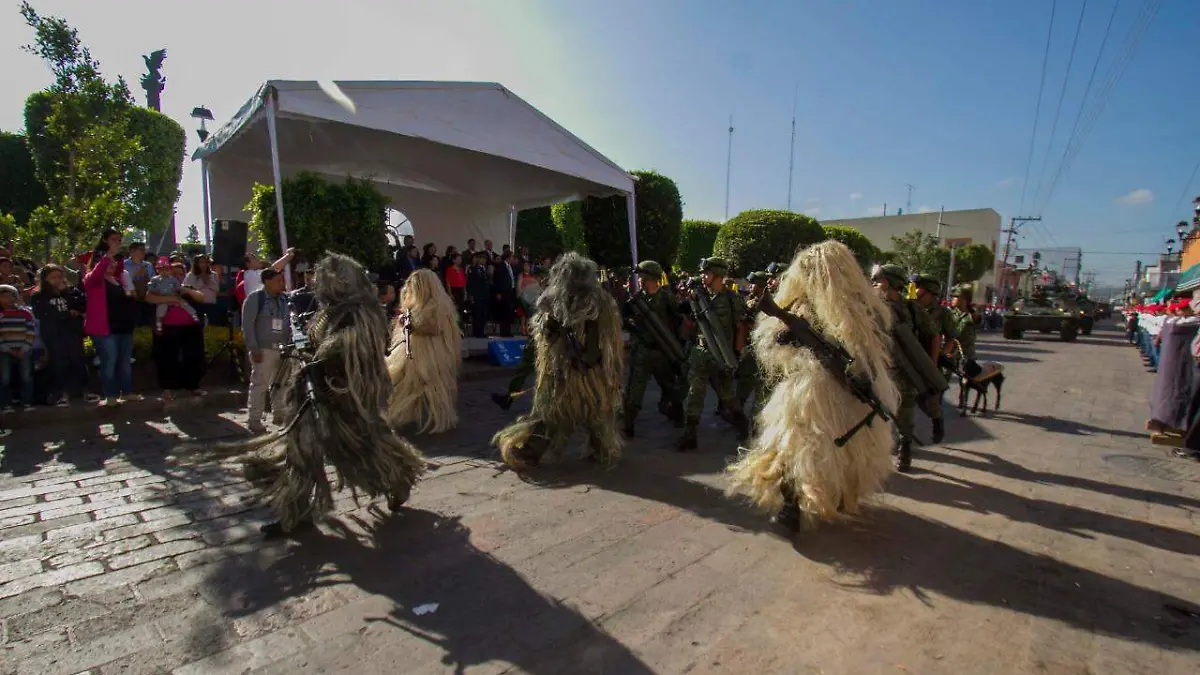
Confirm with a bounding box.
[207,220,250,385]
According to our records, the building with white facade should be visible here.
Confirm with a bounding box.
[822,208,1003,291]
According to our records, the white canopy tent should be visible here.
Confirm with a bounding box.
[192,80,637,285]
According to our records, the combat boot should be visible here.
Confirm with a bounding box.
[669,403,685,428]
[895,438,913,473]
[676,422,699,452]
[490,392,513,411]
[772,484,801,533]
[622,407,638,438]
[931,416,945,444]
[731,410,751,441]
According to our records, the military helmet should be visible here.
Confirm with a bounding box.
[635,260,664,277]
[745,271,770,285]
[870,263,908,289]
[912,274,941,295]
[765,261,785,276]
[951,283,973,300]
[698,257,730,274]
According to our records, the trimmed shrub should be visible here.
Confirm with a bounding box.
[675,219,721,273]
[514,206,562,258]
[552,201,587,255]
[822,224,881,269]
[712,209,826,276]
[248,172,390,270]
[552,170,684,267]
[0,132,48,227]
[124,106,186,236]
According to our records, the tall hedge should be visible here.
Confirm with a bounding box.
[248,172,390,270]
[675,219,721,272]
[514,206,562,257]
[0,132,48,227]
[712,209,826,276]
[822,224,881,269]
[551,170,684,267]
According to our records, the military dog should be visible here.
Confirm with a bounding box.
[955,356,1005,415]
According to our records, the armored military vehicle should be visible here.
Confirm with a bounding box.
[1002,285,1081,342]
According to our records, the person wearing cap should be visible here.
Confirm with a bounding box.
[242,268,291,433]
[911,274,956,443]
[870,263,934,471]
[950,285,978,364]
[678,257,750,450]
[622,260,685,436]
[735,270,772,415]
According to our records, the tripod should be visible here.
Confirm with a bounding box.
[206,305,246,385]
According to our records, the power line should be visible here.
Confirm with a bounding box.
[1031,0,1090,211]
[1018,0,1059,217]
[1168,155,1200,218]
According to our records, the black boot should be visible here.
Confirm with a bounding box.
[622,407,638,439]
[669,403,685,428]
[387,483,412,512]
[731,410,751,441]
[676,423,699,452]
[895,439,913,473]
[491,392,513,411]
[771,484,801,532]
[931,416,945,444]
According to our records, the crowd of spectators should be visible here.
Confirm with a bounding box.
[1125,296,1200,460]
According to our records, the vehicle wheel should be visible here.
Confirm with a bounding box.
[1003,326,1023,340]
[1081,317,1093,335]
[1060,324,1078,342]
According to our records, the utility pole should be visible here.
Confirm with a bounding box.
[935,206,945,242]
[946,243,960,301]
[905,183,914,215]
[786,85,797,211]
[724,115,734,221]
[999,215,1042,306]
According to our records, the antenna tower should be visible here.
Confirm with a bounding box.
[724,115,734,221]
[787,85,797,211]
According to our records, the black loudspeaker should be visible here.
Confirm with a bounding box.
[211,219,249,267]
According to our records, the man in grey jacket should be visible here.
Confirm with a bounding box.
[242,268,290,433]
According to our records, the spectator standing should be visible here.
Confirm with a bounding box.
[242,268,290,433]
[30,265,94,406]
[124,242,155,326]
[466,251,492,338]
[445,252,467,316]
[84,230,140,407]
[491,250,517,337]
[0,284,35,412]
[183,254,220,323]
[147,263,208,401]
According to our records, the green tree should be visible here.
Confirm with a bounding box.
[551,170,684,267]
[248,172,390,271]
[124,106,186,235]
[0,132,48,227]
[887,229,949,280]
[950,244,995,285]
[675,219,721,272]
[822,224,882,269]
[712,209,826,276]
[514,206,562,258]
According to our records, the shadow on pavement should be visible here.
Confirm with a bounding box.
[793,505,1200,650]
[191,510,655,674]
[975,343,1053,355]
[931,447,1200,511]
[888,470,1200,557]
[985,411,1145,440]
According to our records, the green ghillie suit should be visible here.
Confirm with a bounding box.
[201,253,426,536]
[492,252,625,470]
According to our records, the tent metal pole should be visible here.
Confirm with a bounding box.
[200,159,212,256]
[264,87,292,290]
[627,191,639,291]
[508,206,517,251]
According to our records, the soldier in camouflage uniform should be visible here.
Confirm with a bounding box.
[911,274,957,443]
[623,261,685,436]
[951,285,978,364]
[734,270,771,415]
[678,257,750,451]
[870,264,936,472]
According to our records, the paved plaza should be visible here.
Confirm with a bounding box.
[0,323,1197,674]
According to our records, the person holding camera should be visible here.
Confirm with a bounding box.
[83,229,140,407]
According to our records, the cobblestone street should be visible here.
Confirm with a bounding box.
[0,323,1197,674]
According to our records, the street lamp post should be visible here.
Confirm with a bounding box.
[190,106,215,255]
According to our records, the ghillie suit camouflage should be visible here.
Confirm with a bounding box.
[385,269,462,434]
[492,252,625,471]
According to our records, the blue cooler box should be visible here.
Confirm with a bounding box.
[488,338,527,366]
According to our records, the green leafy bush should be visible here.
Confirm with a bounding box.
[0,132,48,228]
[712,209,826,276]
[822,224,882,269]
[675,219,721,272]
[124,106,186,236]
[551,170,684,267]
[514,206,562,257]
[248,171,390,270]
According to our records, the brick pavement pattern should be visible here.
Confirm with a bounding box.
[0,323,1197,674]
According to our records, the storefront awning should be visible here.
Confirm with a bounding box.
[1175,262,1200,293]
[1152,286,1174,302]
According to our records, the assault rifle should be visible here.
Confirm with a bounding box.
[281,298,322,424]
[685,278,739,372]
[625,291,686,371]
[757,292,894,446]
[398,309,414,360]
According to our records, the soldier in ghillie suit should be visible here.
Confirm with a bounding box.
[727,241,899,532]
[622,260,685,437]
[911,274,956,443]
[200,253,426,538]
[678,257,750,451]
[492,252,625,470]
[735,270,772,417]
[870,263,937,472]
[385,268,462,434]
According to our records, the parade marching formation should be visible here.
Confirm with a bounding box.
[203,241,986,537]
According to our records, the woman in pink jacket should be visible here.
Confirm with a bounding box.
[84,229,141,407]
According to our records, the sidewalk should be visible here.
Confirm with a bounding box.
[0,323,1196,674]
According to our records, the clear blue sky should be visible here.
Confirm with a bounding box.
[1,0,1197,284]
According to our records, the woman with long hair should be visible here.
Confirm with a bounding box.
[183,254,220,323]
[30,264,94,406]
[82,229,140,407]
[384,268,462,434]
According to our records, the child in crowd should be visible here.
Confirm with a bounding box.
[147,262,199,332]
[0,284,35,412]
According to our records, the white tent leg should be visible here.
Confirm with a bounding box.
[626,192,639,290]
[265,89,292,290]
[508,206,517,249]
[200,159,212,256]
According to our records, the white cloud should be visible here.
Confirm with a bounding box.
[1116,188,1155,205]
[849,192,863,201]
[866,205,885,216]
[805,197,821,204]
[807,207,822,216]
[917,205,934,214]
[996,176,1017,188]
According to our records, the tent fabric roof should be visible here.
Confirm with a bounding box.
[194,80,634,250]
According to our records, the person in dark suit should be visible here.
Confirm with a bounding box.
[491,250,517,337]
[466,251,492,338]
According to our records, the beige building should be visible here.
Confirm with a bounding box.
[824,207,1003,291]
